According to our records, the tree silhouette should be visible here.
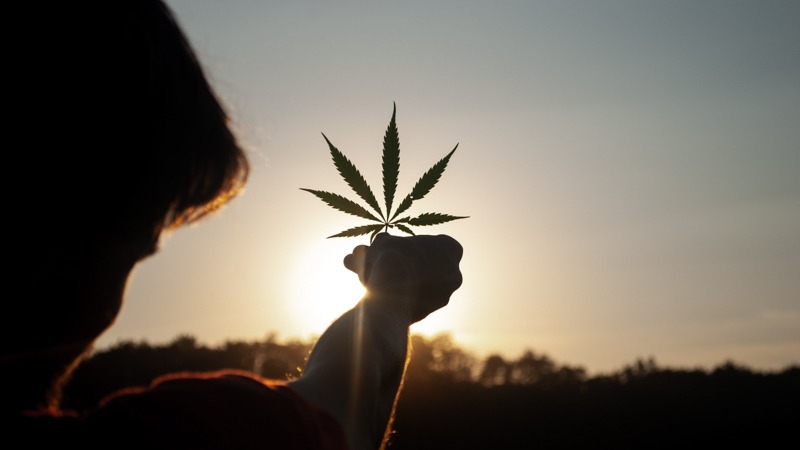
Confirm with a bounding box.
[60,333,800,449]
[478,354,511,386]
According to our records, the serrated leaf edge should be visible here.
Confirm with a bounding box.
[382,103,400,220]
[300,188,382,222]
[323,133,385,221]
[328,224,385,239]
[389,144,458,222]
[305,104,468,240]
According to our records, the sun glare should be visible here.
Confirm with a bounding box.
[290,240,367,333]
[287,235,465,341]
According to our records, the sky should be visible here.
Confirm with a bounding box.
[97,0,800,375]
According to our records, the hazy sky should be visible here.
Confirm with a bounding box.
[98,0,800,374]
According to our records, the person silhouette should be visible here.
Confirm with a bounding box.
[3,1,463,449]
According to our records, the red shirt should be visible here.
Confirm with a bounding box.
[19,370,348,449]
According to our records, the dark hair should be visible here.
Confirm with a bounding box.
[24,0,251,339]
[4,0,250,412]
[90,0,250,231]
[15,0,248,236]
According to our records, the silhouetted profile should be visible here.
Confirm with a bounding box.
[3,2,463,449]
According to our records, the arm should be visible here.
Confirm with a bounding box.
[289,234,463,450]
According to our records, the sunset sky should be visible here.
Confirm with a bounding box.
[97,0,800,374]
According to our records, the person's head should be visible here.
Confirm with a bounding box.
[4,0,249,411]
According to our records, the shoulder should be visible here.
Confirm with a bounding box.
[19,370,348,450]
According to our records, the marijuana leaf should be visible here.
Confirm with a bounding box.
[302,103,468,241]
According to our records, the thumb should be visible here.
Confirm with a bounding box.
[344,245,369,284]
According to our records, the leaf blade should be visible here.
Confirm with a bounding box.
[391,195,414,224]
[393,222,416,236]
[328,224,385,239]
[300,188,382,222]
[402,212,469,226]
[390,144,458,221]
[382,103,400,219]
[323,133,385,220]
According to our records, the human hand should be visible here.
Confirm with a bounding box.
[344,233,463,323]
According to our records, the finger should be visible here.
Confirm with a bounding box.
[366,250,413,293]
[370,232,393,246]
[433,234,463,261]
[343,245,369,279]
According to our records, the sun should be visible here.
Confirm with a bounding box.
[289,239,367,334]
[287,235,463,340]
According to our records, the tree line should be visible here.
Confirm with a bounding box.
[62,333,798,449]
